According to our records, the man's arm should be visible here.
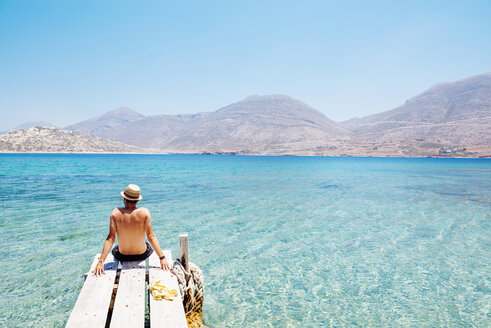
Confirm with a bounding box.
[144,209,170,270]
[93,210,117,276]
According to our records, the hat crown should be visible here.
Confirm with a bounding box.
[121,184,142,201]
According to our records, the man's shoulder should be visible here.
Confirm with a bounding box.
[111,207,122,217]
[136,207,150,214]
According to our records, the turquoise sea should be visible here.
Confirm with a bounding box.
[0,154,489,327]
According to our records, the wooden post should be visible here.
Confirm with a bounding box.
[179,233,189,271]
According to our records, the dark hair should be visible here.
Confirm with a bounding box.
[125,199,138,205]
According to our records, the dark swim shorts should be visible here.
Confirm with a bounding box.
[112,242,154,262]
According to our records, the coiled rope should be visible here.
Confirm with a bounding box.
[172,259,207,328]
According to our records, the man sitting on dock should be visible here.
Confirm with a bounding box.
[93,184,170,275]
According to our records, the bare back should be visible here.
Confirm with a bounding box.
[112,206,149,255]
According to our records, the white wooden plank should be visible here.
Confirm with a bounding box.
[149,251,188,328]
[109,258,146,328]
[65,253,118,328]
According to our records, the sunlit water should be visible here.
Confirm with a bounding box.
[0,154,489,327]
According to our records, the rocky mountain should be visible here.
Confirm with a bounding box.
[67,95,350,154]
[65,107,146,135]
[338,73,491,157]
[0,127,150,153]
[342,73,491,134]
[156,95,349,154]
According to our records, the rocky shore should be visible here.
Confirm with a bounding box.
[0,127,152,153]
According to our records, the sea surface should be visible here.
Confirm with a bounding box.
[0,154,489,327]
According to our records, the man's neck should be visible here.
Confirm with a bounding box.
[125,204,137,210]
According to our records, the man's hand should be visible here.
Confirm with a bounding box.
[160,258,170,271]
[92,261,105,276]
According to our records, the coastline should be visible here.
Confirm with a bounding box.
[1,151,489,159]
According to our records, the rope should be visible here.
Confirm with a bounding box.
[148,280,178,301]
[172,259,207,328]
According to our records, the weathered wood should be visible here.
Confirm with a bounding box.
[148,251,187,328]
[179,233,189,271]
[65,253,118,328]
[109,259,146,328]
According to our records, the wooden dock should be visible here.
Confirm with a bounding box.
[66,247,188,327]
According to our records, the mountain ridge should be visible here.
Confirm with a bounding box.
[340,72,491,133]
[65,106,146,136]
[4,73,490,157]
[65,94,350,153]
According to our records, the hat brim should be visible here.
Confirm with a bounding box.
[120,191,142,201]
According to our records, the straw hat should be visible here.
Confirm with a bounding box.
[120,184,142,201]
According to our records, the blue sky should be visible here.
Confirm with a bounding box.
[0,0,490,130]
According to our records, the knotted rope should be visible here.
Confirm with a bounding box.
[148,280,178,301]
[172,259,207,328]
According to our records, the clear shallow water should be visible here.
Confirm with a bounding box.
[0,154,489,327]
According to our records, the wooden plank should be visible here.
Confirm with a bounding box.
[148,251,188,328]
[179,233,189,271]
[65,253,118,328]
[109,258,147,328]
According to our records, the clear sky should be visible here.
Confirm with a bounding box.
[0,0,490,130]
